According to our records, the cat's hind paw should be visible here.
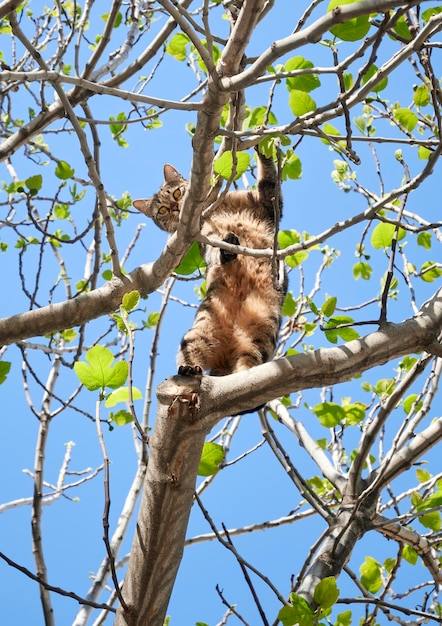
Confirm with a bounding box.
[178,365,203,377]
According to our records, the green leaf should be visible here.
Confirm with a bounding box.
[416,491,442,513]
[335,610,352,626]
[393,108,418,132]
[417,232,432,250]
[416,468,432,483]
[371,222,406,249]
[403,545,418,565]
[25,174,43,193]
[247,106,278,128]
[418,145,431,160]
[74,345,128,391]
[320,123,342,145]
[324,316,359,343]
[321,296,337,317]
[282,291,297,317]
[420,261,442,282]
[313,576,339,609]
[278,594,315,626]
[278,229,301,249]
[288,90,316,116]
[145,312,161,329]
[328,0,371,42]
[353,261,372,280]
[343,402,366,425]
[198,442,225,476]
[122,290,140,312]
[360,556,383,594]
[101,11,122,27]
[54,204,70,219]
[110,410,133,426]
[392,15,412,40]
[60,328,77,343]
[422,6,442,21]
[282,153,302,180]
[418,510,441,531]
[175,242,206,276]
[213,151,250,180]
[361,64,388,92]
[313,402,344,427]
[105,386,142,407]
[0,361,11,384]
[102,269,113,281]
[285,56,320,92]
[414,84,431,108]
[286,250,308,268]
[55,160,75,180]
[403,394,423,415]
[166,33,190,60]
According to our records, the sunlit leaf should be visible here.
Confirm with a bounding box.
[371,222,406,249]
[417,232,431,250]
[393,108,418,132]
[282,291,297,317]
[360,556,382,594]
[144,312,161,329]
[403,394,423,415]
[418,146,431,160]
[278,230,301,249]
[403,545,418,565]
[313,402,344,427]
[343,402,366,425]
[175,242,206,275]
[321,296,337,317]
[353,261,372,280]
[328,0,371,42]
[414,84,431,107]
[420,261,442,283]
[313,576,339,609]
[0,361,11,384]
[74,345,128,391]
[198,442,224,476]
[110,410,134,426]
[418,510,441,531]
[122,290,140,312]
[278,593,314,626]
[166,33,190,60]
[105,386,142,407]
[282,153,302,180]
[55,160,75,180]
[288,90,316,116]
[361,64,388,92]
[213,151,250,180]
[25,174,43,192]
[285,56,320,92]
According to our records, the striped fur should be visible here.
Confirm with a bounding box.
[133,152,286,376]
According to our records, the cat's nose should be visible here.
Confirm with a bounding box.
[171,203,179,212]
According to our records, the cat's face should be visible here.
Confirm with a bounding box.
[133,164,188,233]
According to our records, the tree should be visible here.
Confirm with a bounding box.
[0,0,442,625]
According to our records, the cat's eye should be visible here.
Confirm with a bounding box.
[173,188,182,201]
[158,206,168,215]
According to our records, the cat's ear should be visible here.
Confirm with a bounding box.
[163,164,183,183]
[133,198,154,218]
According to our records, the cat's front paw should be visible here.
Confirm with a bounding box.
[178,365,203,377]
[221,233,239,264]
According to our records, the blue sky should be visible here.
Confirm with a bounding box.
[1,1,442,625]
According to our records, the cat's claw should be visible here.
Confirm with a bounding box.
[178,365,203,377]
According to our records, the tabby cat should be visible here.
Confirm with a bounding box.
[133,150,286,377]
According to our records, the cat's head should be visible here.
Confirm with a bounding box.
[133,164,188,233]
